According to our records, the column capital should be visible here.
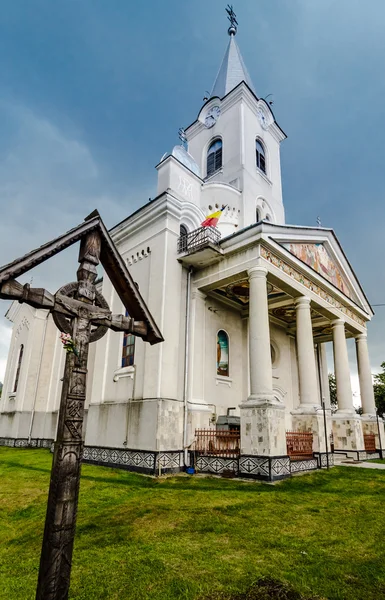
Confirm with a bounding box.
[248,266,268,279]
[355,332,368,342]
[331,318,345,329]
[294,296,311,308]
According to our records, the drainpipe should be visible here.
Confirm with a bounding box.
[28,311,49,445]
[183,266,193,467]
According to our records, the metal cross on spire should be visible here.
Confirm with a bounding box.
[226,4,238,36]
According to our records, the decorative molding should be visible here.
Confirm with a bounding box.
[126,247,151,266]
[113,366,135,382]
[261,246,366,326]
[215,376,232,387]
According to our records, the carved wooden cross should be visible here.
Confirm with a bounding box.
[0,212,162,600]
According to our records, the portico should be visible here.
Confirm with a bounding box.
[181,219,382,476]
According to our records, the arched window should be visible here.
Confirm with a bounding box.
[217,330,229,377]
[13,344,24,393]
[256,208,261,222]
[256,140,266,174]
[207,139,222,176]
[122,312,135,368]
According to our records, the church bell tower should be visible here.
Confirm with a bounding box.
[184,6,287,232]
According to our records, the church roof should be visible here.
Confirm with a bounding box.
[211,33,255,99]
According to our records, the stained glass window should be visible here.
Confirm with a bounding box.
[217,330,229,377]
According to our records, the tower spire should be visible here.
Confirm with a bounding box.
[210,7,255,98]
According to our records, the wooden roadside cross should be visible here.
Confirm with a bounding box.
[0,210,163,600]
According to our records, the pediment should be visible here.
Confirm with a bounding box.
[283,242,354,298]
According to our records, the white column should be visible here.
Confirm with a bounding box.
[247,266,274,404]
[332,319,354,414]
[295,297,319,410]
[356,333,376,417]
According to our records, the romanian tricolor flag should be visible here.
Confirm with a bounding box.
[201,205,226,228]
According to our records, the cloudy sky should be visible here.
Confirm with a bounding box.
[1,0,385,400]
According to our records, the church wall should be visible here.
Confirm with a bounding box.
[203,297,244,416]
[84,201,186,451]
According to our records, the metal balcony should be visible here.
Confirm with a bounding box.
[177,226,223,267]
[177,226,221,254]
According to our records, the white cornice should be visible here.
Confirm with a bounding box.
[112,193,183,245]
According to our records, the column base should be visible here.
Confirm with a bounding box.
[332,413,364,452]
[292,410,331,453]
[244,393,280,407]
[240,402,287,456]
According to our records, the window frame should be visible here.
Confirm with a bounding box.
[255,139,266,174]
[206,138,223,177]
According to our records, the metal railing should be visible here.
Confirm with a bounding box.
[364,433,376,453]
[193,428,240,457]
[286,431,314,461]
[177,226,221,254]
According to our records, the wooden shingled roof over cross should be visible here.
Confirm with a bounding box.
[0,209,163,345]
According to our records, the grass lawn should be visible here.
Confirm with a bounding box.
[0,448,384,600]
[365,458,385,464]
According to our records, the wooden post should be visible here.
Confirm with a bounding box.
[36,232,100,600]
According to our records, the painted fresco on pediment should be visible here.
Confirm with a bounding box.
[284,243,351,298]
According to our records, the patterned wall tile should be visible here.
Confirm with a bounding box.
[196,455,238,474]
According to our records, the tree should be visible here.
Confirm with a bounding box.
[373,362,385,417]
[328,373,338,413]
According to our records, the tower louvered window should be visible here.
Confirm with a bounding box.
[207,139,222,176]
[256,140,266,174]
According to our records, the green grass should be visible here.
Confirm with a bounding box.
[365,458,385,464]
[0,448,385,600]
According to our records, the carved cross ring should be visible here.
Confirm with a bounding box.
[53,281,110,343]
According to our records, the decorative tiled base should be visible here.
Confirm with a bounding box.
[239,455,291,481]
[314,452,335,468]
[83,446,184,475]
[0,437,53,449]
[194,455,238,475]
[290,458,318,473]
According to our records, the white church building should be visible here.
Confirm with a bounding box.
[1,18,383,480]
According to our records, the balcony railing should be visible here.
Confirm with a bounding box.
[286,431,314,461]
[177,226,221,254]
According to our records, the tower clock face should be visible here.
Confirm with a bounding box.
[204,105,221,128]
[257,109,269,130]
